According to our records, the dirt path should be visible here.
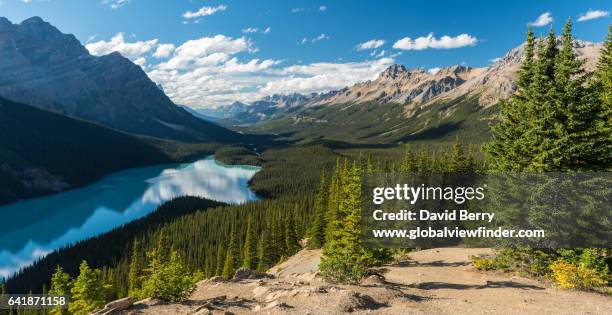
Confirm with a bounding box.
[383,248,612,314]
[124,248,612,314]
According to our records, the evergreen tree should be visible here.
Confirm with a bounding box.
[591,23,612,169]
[485,27,536,170]
[242,216,258,270]
[48,266,72,315]
[222,225,239,278]
[141,251,197,302]
[400,145,416,172]
[284,212,300,255]
[127,239,143,298]
[320,162,370,283]
[214,246,225,277]
[308,170,328,248]
[325,161,341,243]
[69,261,106,315]
[257,225,275,271]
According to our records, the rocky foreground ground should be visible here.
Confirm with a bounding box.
[116,248,612,315]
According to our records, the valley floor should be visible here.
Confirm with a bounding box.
[122,248,612,314]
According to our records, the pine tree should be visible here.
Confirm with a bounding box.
[222,225,239,278]
[284,212,300,255]
[485,27,536,170]
[141,251,196,302]
[69,261,106,315]
[271,218,286,260]
[400,145,416,172]
[325,161,341,243]
[308,170,328,248]
[128,239,143,298]
[48,266,72,315]
[591,23,612,169]
[242,216,258,270]
[257,225,275,271]
[156,229,171,264]
[214,245,225,276]
[320,162,370,283]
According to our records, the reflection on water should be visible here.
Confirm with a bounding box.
[0,156,259,278]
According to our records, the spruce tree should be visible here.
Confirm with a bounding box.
[214,245,225,276]
[485,27,536,170]
[325,161,341,243]
[320,162,370,283]
[284,212,300,255]
[48,266,72,315]
[128,239,143,298]
[222,225,239,278]
[591,23,612,169]
[69,261,105,315]
[242,216,258,270]
[308,170,328,248]
[257,224,276,271]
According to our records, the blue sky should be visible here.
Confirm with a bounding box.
[0,0,610,107]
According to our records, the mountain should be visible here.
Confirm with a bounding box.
[237,39,601,144]
[0,97,205,205]
[0,16,241,142]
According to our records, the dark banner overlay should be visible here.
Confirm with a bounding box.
[361,173,612,248]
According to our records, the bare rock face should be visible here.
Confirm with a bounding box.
[91,297,134,315]
[315,64,485,107]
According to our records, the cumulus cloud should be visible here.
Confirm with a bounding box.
[146,37,395,107]
[578,10,609,22]
[154,44,175,58]
[156,35,254,70]
[356,39,385,51]
[102,0,131,9]
[183,5,227,19]
[319,6,327,12]
[528,12,553,27]
[86,33,159,60]
[392,33,477,50]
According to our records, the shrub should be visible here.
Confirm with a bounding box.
[319,254,369,284]
[549,259,608,290]
[141,251,198,302]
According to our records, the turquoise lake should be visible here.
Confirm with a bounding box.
[0,156,260,278]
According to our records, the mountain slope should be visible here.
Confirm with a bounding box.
[0,97,199,205]
[0,16,240,142]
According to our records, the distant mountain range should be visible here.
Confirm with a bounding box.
[201,38,601,143]
[0,16,241,143]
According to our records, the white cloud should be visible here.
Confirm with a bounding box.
[427,67,441,74]
[319,6,327,12]
[291,8,305,13]
[134,57,146,67]
[157,35,254,70]
[146,34,395,107]
[154,44,175,58]
[242,27,271,34]
[242,27,259,34]
[393,33,477,50]
[183,5,227,19]
[356,39,385,51]
[86,33,159,60]
[489,57,501,63]
[102,0,132,9]
[22,0,32,3]
[528,12,553,27]
[578,10,609,22]
[312,33,330,43]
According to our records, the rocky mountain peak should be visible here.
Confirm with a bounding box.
[380,64,408,79]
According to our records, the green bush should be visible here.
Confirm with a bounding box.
[319,254,369,284]
[140,251,198,302]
